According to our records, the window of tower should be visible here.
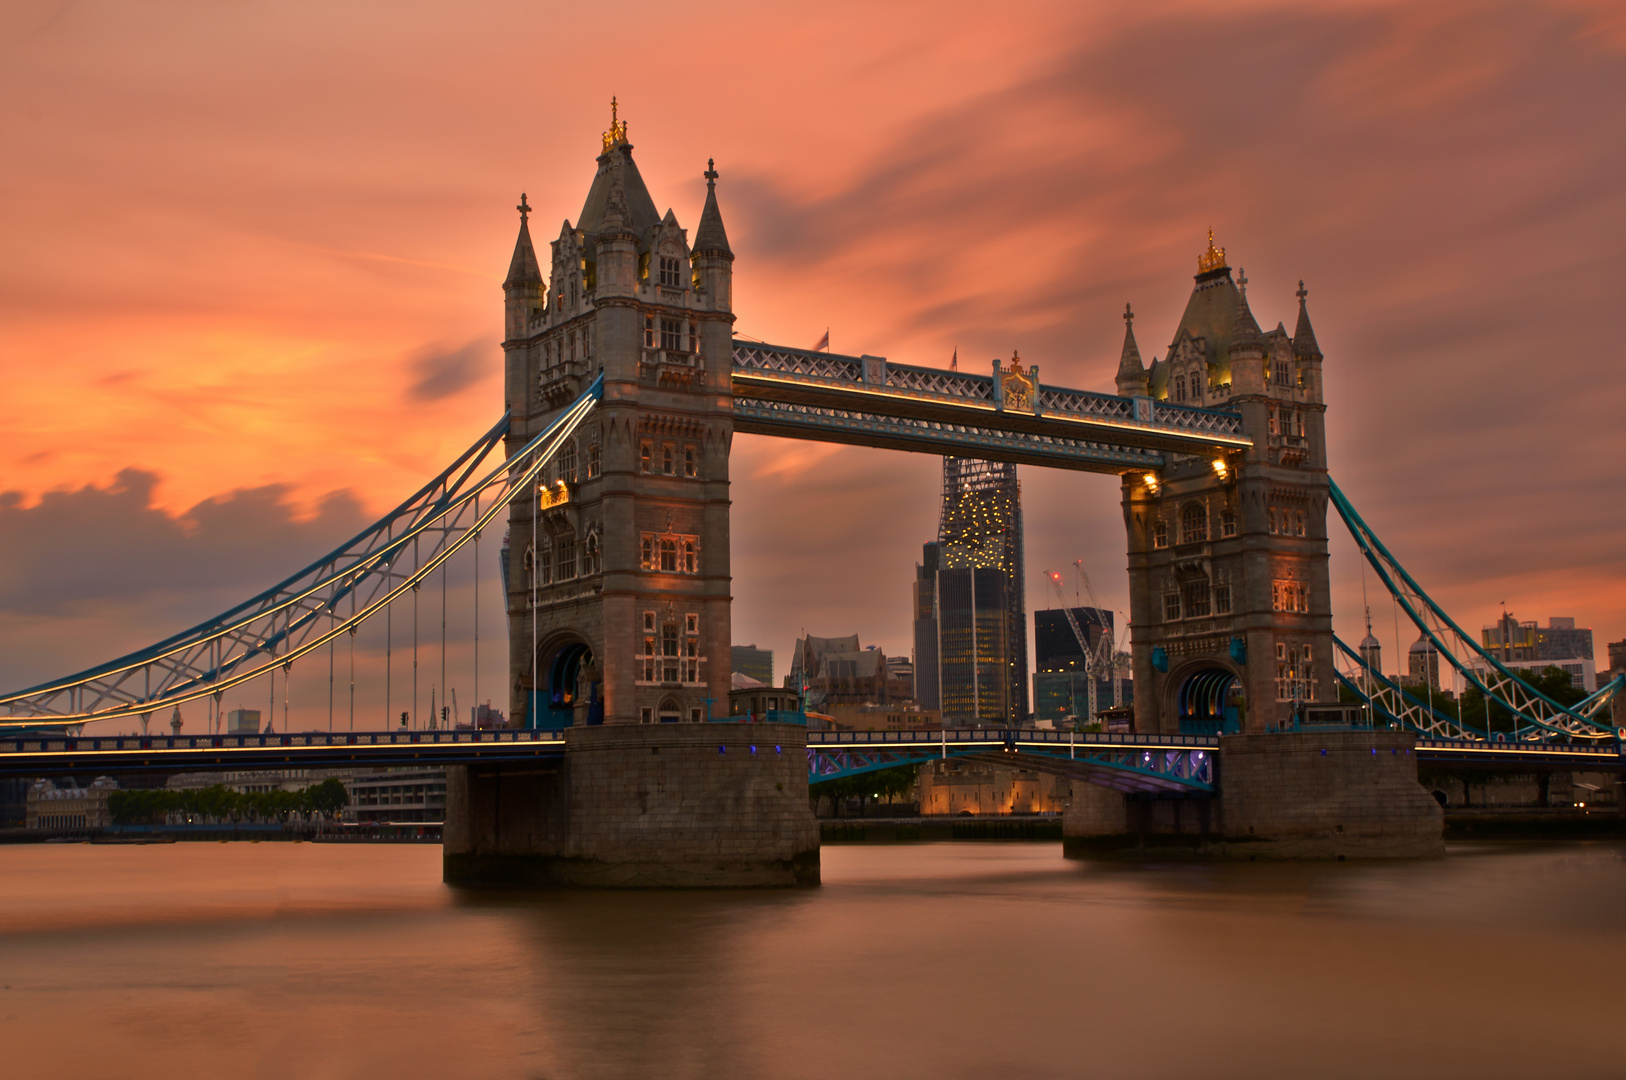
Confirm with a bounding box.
[640,442,652,474]
[1180,502,1208,544]
[1220,509,1237,537]
[661,624,680,682]
[556,537,576,581]
[1268,508,1278,534]
[683,540,696,574]
[586,441,601,479]
[1173,375,1186,403]
[644,315,655,347]
[659,257,683,288]
[660,539,677,573]
[661,318,683,351]
[641,638,656,682]
[1164,592,1182,620]
[1214,582,1233,614]
[1183,582,1211,619]
[1295,510,1306,537]
[583,530,600,575]
[538,545,552,586]
[641,536,654,569]
[1153,520,1169,549]
[1269,408,1280,435]
[684,447,697,478]
[559,440,577,483]
[644,611,657,632]
[662,445,674,475]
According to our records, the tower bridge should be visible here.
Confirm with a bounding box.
[3,106,1620,881]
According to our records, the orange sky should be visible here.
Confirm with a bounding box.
[3,0,1625,721]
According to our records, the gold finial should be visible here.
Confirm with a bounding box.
[602,96,629,153]
[1197,226,1228,274]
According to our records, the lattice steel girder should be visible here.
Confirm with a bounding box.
[733,398,1164,474]
[731,343,1250,460]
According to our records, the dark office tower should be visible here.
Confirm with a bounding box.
[933,457,1027,724]
[913,542,942,710]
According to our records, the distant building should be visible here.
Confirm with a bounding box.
[346,769,446,825]
[917,759,1069,815]
[728,676,800,720]
[920,458,1028,726]
[786,635,906,708]
[823,704,941,731]
[1032,607,1130,723]
[731,644,774,686]
[467,702,507,729]
[1609,639,1626,675]
[913,543,942,710]
[1480,613,1597,690]
[885,656,914,698]
[27,777,117,830]
[1406,634,1441,689]
[167,768,329,795]
[1536,617,1594,663]
[225,708,262,735]
[1471,656,1598,693]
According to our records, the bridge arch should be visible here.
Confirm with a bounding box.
[1169,661,1242,736]
[533,633,599,729]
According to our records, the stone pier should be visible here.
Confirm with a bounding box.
[443,722,820,888]
[1064,730,1444,859]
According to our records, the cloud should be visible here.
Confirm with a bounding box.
[405,338,491,402]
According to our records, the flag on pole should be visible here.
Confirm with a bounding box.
[950,347,958,371]
[812,329,829,352]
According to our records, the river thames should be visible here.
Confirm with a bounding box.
[1,840,1622,1078]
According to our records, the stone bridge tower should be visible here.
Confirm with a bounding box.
[501,105,736,730]
[1117,234,1333,734]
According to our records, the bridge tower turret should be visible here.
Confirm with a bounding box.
[1121,234,1334,735]
[498,103,737,731]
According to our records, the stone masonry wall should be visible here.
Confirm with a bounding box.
[445,721,819,887]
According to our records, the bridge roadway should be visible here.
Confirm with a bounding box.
[0,727,1618,787]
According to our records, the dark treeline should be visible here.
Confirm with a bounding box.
[108,778,349,825]
[810,764,917,816]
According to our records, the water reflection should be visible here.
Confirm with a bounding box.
[0,841,1623,1079]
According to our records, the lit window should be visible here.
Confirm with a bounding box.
[662,445,674,475]
[643,611,656,632]
[683,540,696,573]
[1153,520,1168,548]
[641,536,653,569]
[685,613,699,634]
[1269,409,1280,435]
[644,314,655,347]
[586,441,601,479]
[639,443,651,474]
[1268,509,1278,534]
[684,447,697,477]
[660,539,677,572]
[1296,510,1306,537]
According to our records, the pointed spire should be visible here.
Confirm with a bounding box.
[694,158,733,258]
[598,157,633,238]
[504,193,543,289]
[1116,303,1149,396]
[1229,268,1263,356]
[1292,279,1322,360]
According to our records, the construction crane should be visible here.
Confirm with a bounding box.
[1044,570,1113,724]
[1072,560,1127,710]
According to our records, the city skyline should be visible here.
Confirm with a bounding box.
[3,1,1625,725]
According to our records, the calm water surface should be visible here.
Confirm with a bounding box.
[1,840,1623,1079]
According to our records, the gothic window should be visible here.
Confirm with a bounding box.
[1153,520,1169,548]
[659,256,683,288]
[689,707,703,723]
[661,318,683,351]
[1214,582,1233,614]
[661,624,680,682]
[538,545,552,586]
[639,442,652,474]
[683,637,699,682]
[662,445,674,475]
[523,544,535,590]
[1173,375,1186,403]
[1268,508,1278,534]
[556,537,576,580]
[644,315,655,347]
[1180,502,1208,544]
[685,613,699,634]
[640,706,654,723]
[1183,582,1211,619]
[1164,592,1182,620]
[1269,408,1280,435]
[1295,510,1306,537]
[684,447,697,477]
[583,530,600,575]
[1220,509,1237,537]
[641,637,656,682]
[683,540,696,573]
[1272,580,1309,613]
[660,539,677,572]
[1302,644,1313,663]
[559,440,577,483]
[644,611,656,632]
[640,536,653,569]
[586,440,601,479]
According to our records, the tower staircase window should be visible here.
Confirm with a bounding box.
[659,257,683,288]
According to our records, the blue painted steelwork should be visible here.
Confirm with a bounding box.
[731,342,1250,475]
[806,728,1217,793]
[1329,479,1621,741]
[0,376,605,728]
